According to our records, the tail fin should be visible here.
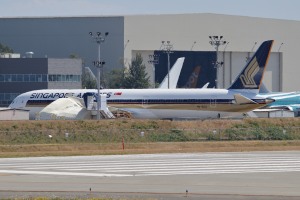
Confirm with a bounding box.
[228,40,274,92]
[183,65,201,88]
[159,57,185,89]
[259,82,270,93]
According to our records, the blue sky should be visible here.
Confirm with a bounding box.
[0,0,299,21]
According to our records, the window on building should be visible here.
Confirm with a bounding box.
[17,74,23,82]
[30,74,36,82]
[42,74,47,82]
[24,74,30,82]
[0,73,80,83]
[11,74,17,82]
[37,74,42,82]
[5,74,11,82]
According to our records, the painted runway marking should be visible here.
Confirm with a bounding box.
[0,152,300,177]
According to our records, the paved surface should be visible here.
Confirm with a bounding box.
[0,151,300,199]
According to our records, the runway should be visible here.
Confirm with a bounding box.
[1,151,300,199]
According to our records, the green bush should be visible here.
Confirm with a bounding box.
[146,129,188,142]
[264,127,291,140]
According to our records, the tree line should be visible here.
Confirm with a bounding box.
[82,53,151,89]
[0,43,14,53]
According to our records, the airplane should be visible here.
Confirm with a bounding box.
[244,82,300,117]
[9,40,275,120]
[257,91,300,114]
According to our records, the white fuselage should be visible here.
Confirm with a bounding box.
[9,88,269,120]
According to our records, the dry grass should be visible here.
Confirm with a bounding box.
[1,118,300,132]
[1,118,300,157]
[1,140,300,158]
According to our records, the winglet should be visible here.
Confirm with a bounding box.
[228,40,274,92]
[202,82,209,89]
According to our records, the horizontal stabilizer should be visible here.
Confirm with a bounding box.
[234,94,257,105]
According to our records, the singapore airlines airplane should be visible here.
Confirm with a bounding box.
[9,40,274,119]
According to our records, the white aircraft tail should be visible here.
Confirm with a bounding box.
[259,82,270,93]
[159,57,185,89]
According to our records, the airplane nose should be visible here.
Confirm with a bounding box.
[265,98,275,104]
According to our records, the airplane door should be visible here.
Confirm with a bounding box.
[142,96,149,108]
[210,96,217,108]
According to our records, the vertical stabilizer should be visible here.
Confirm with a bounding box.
[183,65,201,88]
[228,40,274,92]
[159,57,185,89]
[259,82,270,93]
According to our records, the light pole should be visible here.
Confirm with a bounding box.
[161,41,174,89]
[246,42,257,62]
[278,42,284,52]
[148,54,160,87]
[190,41,196,51]
[209,36,226,88]
[89,31,109,120]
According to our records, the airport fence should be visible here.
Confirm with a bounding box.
[0,126,300,144]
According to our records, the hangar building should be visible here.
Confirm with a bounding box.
[0,13,299,100]
[0,56,82,107]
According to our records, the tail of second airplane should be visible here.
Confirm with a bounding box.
[228,40,274,93]
[183,65,201,88]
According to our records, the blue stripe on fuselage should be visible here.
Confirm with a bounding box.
[26,98,266,107]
